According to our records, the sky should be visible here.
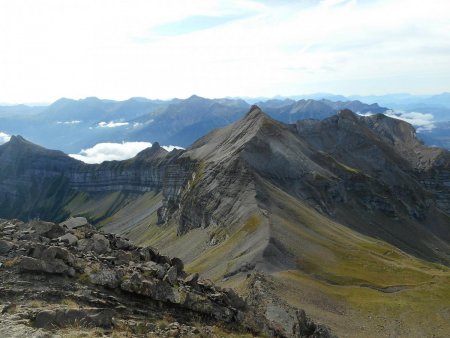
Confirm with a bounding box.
[0,0,449,103]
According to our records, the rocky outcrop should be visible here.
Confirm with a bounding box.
[0,217,330,337]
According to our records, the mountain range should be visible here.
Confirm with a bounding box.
[2,93,450,156]
[0,96,389,153]
[0,106,449,337]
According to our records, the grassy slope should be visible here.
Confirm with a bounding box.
[261,179,450,338]
[61,182,450,337]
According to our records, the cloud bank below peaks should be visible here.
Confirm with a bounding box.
[0,132,11,145]
[359,110,435,132]
[69,141,183,164]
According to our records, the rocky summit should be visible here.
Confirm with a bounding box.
[0,218,334,338]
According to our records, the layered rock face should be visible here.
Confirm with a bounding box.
[0,138,195,222]
[0,218,334,338]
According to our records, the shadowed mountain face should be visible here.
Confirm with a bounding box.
[1,107,449,337]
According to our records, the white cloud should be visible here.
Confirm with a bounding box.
[0,132,11,145]
[359,111,436,132]
[57,120,81,124]
[386,111,436,132]
[98,121,129,128]
[0,0,449,102]
[69,141,183,164]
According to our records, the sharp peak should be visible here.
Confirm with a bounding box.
[244,105,268,119]
[8,135,29,144]
[337,109,359,121]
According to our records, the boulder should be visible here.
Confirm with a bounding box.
[90,269,123,288]
[19,256,75,276]
[32,221,65,239]
[41,246,75,266]
[58,233,78,246]
[60,217,88,230]
[164,266,178,285]
[114,250,132,266]
[0,239,14,254]
[113,237,133,250]
[78,234,110,254]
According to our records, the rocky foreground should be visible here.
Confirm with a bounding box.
[0,218,335,337]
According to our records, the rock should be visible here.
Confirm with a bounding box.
[184,273,199,286]
[19,255,75,277]
[114,237,133,250]
[90,269,123,288]
[120,272,180,303]
[31,221,65,239]
[0,239,14,254]
[114,250,132,266]
[41,246,75,266]
[223,288,246,310]
[60,217,88,230]
[77,234,110,254]
[295,310,337,338]
[29,243,47,258]
[164,266,178,285]
[57,233,78,246]
[34,308,115,329]
[170,257,184,272]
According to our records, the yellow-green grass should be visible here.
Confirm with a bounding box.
[64,191,125,223]
[186,214,265,279]
[256,180,450,337]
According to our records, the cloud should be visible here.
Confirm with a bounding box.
[0,132,11,145]
[98,121,129,128]
[0,0,449,102]
[359,110,436,132]
[386,111,436,132]
[69,141,183,164]
[57,120,81,124]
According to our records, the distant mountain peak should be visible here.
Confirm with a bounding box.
[243,105,267,121]
[9,135,26,143]
[337,109,359,121]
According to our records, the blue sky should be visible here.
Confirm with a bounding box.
[0,0,449,103]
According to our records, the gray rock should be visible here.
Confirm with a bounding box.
[34,308,115,329]
[114,250,132,266]
[184,273,199,286]
[90,269,123,288]
[32,221,65,239]
[60,217,88,230]
[114,237,133,250]
[77,233,110,254]
[57,233,78,245]
[41,246,75,266]
[0,239,14,254]
[164,266,178,285]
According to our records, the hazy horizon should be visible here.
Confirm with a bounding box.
[1,91,450,107]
